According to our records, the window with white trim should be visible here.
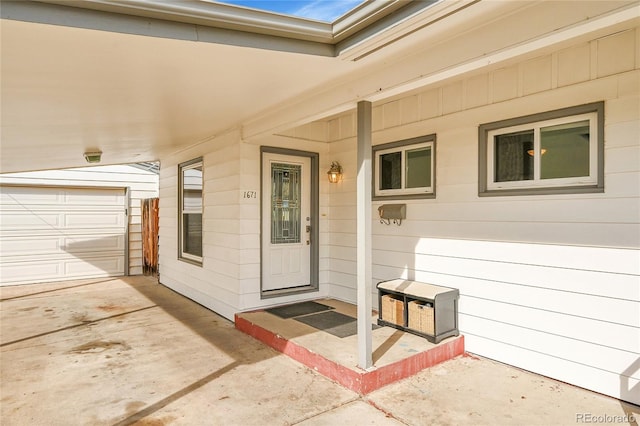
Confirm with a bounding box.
[178,158,203,264]
[373,134,436,200]
[479,102,604,196]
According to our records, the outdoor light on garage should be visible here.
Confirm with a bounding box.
[84,151,102,163]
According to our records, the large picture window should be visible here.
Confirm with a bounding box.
[479,102,604,196]
[178,158,203,264]
[373,134,436,200]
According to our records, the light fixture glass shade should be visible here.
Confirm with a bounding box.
[327,161,342,183]
[526,148,547,157]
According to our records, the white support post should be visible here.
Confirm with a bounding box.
[356,100,373,370]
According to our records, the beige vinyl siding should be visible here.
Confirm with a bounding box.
[158,131,243,320]
[0,165,159,276]
[154,23,638,403]
[158,130,331,319]
[323,28,639,403]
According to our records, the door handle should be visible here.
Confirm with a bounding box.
[306,225,311,233]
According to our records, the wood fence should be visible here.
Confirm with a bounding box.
[141,198,159,276]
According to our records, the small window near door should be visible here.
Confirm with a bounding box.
[178,158,203,264]
[479,102,604,196]
[373,134,436,200]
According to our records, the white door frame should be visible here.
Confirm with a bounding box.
[260,147,319,298]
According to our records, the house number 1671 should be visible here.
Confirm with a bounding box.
[243,191,257,199]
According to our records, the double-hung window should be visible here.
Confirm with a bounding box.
[479,102,604,196]
[178,158,203,264]
[373,134,436,200]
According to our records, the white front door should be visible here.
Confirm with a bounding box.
[262,152,311,292]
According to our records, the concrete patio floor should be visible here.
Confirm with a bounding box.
[1,276,637,425]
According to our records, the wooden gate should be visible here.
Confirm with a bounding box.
[141,198,159,276]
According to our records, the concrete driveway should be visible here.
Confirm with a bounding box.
[1,276,636,425]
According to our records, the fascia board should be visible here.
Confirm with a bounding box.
[23,0,472,55]
[36,0,335,43]
[2,1,335,56]
[336,0,478,60]
[31,0,447,47]
[332,0,407,42]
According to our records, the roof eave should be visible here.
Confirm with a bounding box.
[30,0,442,47]
[34,0,335,43]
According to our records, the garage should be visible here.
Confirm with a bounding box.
[0,185,127,286]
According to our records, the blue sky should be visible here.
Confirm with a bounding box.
[220,1,364,22]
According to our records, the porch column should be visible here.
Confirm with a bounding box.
[356,100,373,370]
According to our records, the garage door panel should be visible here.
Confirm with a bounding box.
[1,205,123,213]
[64,191,124,205]
[0,185,126,285]
[62,235,125,254]
[1,236,61,255]
[0,212,62,228]
[0,256,124,286]
[1,187,124,205]
[0,261,63,284]
[64,212,125,228]
[1,187,64,204]
[1,234,125,257]
[1,212,124,230]
[64,256,124,276]
[1,228,124,238]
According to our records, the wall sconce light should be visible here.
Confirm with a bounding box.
[327,161,343,183]
[84,151,102,163]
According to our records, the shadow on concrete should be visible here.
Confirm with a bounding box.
[0,278,119,302]
[0,305,156,348]
[0,276,286,426]
[620,357,640,424]
[117,277,290,425]
[372,330,404,364]
[112,361,241,426]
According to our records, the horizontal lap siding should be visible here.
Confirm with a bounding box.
[158,132,332,318]
[326,29,639,403]
[0,165,158,276]
[158,132,242,321]
[404,241,639,360]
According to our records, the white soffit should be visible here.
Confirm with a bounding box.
[1,0,638,173]
[0,17,352,173]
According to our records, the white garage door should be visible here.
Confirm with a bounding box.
[0,185,127,286]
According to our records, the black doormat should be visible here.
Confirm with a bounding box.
[294,310,380,338]
[265,301,333,319]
